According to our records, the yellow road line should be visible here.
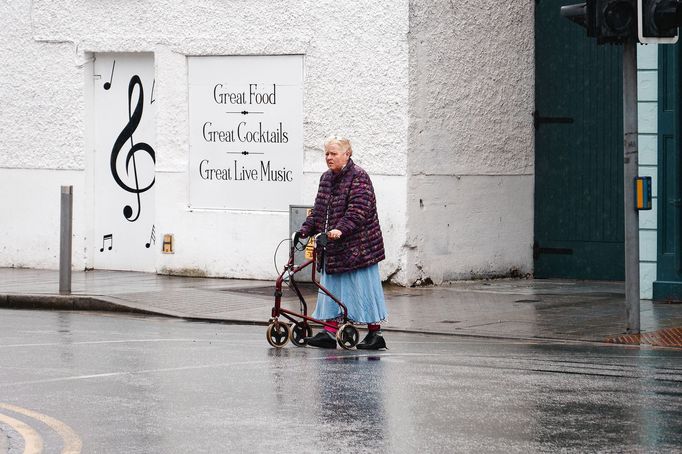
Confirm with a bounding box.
[0,403,82,454]
[0,411,43,454]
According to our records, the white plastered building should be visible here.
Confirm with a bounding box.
[0,1,535,286]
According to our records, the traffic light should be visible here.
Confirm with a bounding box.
[561,0,637,44]
[598,0,637,43]
[561,2,596,36]
[638,0,682,43]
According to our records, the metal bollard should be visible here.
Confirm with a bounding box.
[59,185,73,294]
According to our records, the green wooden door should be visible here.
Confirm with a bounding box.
[534,0,624,280]
[653,44,682,301]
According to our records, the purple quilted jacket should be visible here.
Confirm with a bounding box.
[300,159,385,274]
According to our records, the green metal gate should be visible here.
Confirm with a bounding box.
[534,0,624,280]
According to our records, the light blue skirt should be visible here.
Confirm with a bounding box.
[312,263,387,324]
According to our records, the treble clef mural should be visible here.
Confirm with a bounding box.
[110,75,156,222]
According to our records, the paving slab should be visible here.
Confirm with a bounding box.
[1,268,681,345]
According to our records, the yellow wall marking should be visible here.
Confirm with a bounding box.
[0,411,44,454]
[0,403,82,454]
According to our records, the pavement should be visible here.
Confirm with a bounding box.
[1,267,682,346]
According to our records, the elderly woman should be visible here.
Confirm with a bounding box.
[298,136,387,350]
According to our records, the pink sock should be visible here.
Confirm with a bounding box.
[368,323,381,332]
[324,321,339,334]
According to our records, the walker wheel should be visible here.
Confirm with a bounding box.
[266,321,291,348]
[336,323,359,350]
[290,321,313,347]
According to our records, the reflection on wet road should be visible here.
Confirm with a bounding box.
[0,309,680,453]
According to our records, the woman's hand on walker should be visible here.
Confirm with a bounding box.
[328,229,342,240]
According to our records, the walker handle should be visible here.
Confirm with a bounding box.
[291,231,310,250]
[314,232,328,247]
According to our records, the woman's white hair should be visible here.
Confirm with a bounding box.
[324,136,353,156]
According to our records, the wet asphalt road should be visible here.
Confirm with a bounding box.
[0,309,680,453]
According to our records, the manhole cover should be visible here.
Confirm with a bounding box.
[606,326,682,348]
[514,299,541,303]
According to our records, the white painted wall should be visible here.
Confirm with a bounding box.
[402,1,536,284]
[0,169,87,269]
[637,44,659,299]
[0,1,536,285]
[0,1,88,269]
[0,0,410,281]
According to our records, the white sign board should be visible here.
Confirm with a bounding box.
[188,55,304,211]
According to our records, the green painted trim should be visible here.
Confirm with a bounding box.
[652,281,682,302]
[654,44,682,290]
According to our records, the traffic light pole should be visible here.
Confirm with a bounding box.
[560,0,682,334]
[623,38,641,333]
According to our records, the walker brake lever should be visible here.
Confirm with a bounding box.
[315,232,328,247]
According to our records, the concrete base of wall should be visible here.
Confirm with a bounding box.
[404,173,534,285]
[0,168,86,269]
[0,168,407,281]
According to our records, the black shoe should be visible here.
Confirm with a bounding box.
[304,331,337,349]
[356,331,387,350]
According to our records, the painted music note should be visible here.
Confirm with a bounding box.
[150,79,156,104]
[145,225,156,248]
[103,60,116,90]
[99,234,113,252]
[110,75,156,222]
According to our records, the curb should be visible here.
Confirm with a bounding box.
[0,293,158,315]
[3,293,679,350]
